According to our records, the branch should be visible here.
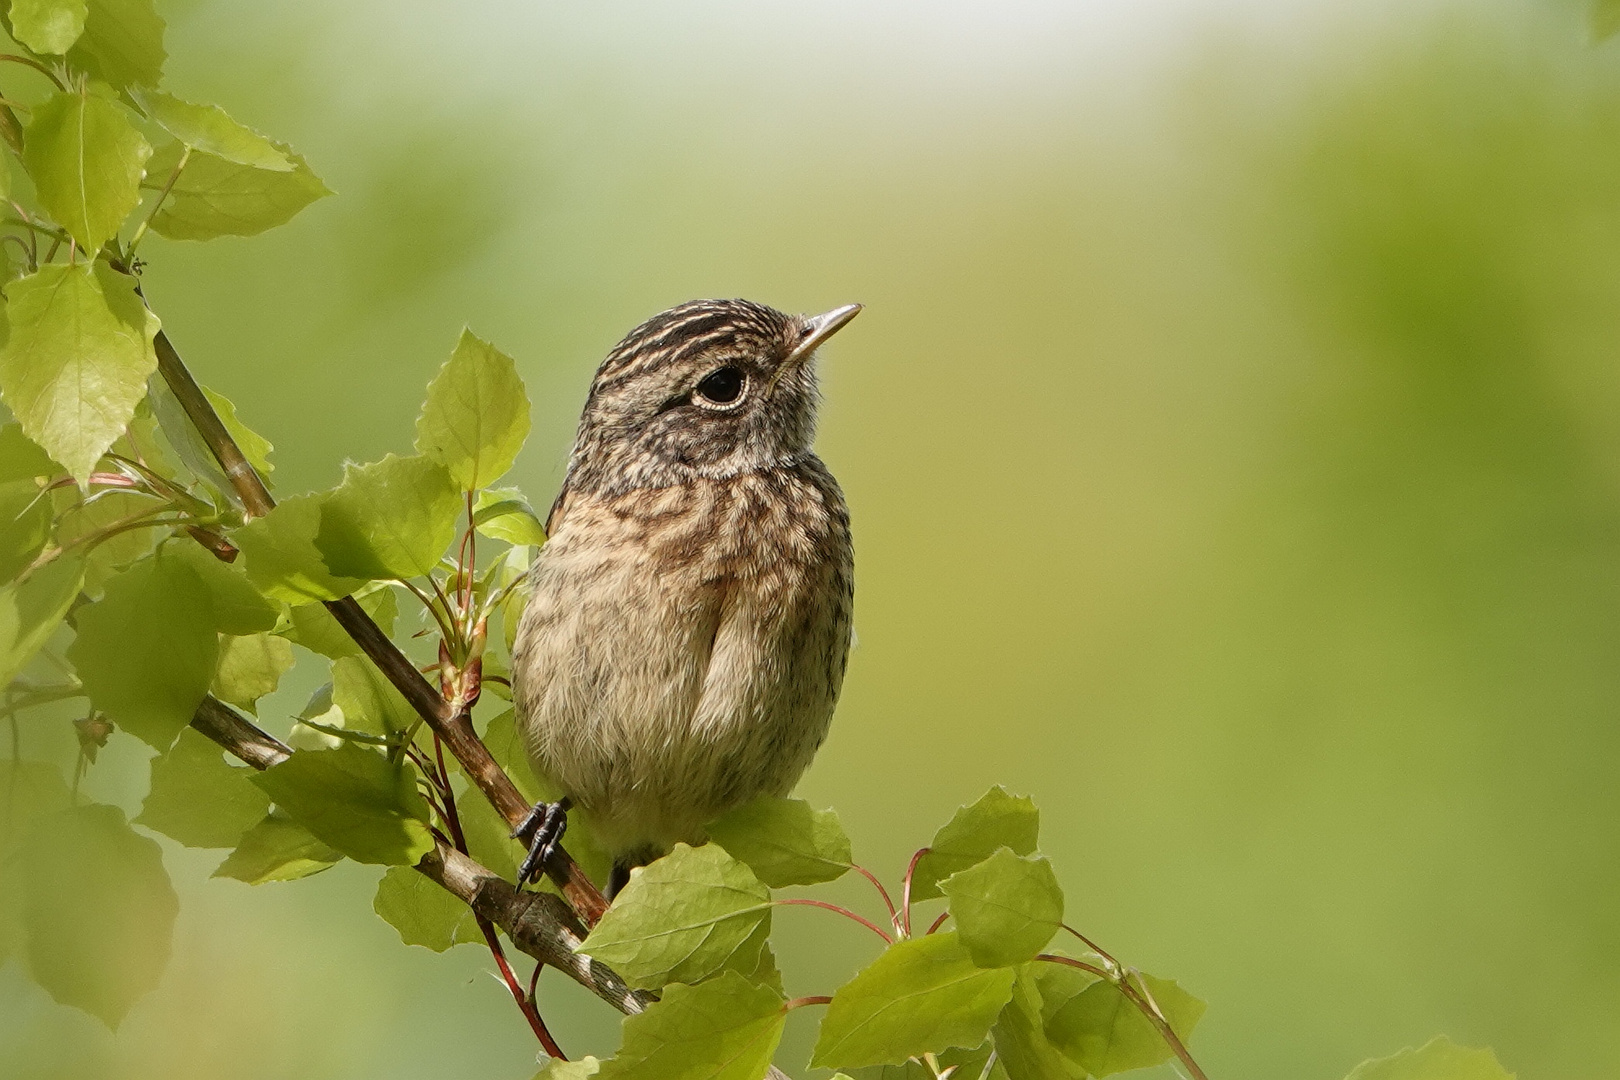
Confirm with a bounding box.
[153,329,609,926]
[188,696,648,1015]
[191,697,796,1080]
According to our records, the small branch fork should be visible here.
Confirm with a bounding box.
[189,697,649,1017]
[149,327,609,927]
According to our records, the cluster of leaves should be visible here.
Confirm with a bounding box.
[0,4,1524,1079]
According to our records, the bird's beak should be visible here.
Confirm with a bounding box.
[786,303,863,366]
[769,304,862,396]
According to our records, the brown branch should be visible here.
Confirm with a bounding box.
[154,329,609,926]
[188,695,649,1016]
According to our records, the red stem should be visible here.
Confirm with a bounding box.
[775,899,893,944]
[925,910,951,935]
[783,995,833,1011]
[851,863,898,928]
[901,847,928,937]
[1036,955,1209,1080]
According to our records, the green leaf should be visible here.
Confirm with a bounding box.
[235,493,367,603]
[847,1045,994,1080]
[0,263,160,484]
[147,140,330,240]
[68,550,217,749]
[0,760,72,965]
[66,0,164,90]
[813,932,1017,1070]
[1044,972,1204,1078]
[0,556,83,685]
[473,488,546,547]
[373,864,480,951]
[707,796,852,888]
[168,542,280,635]
[535,1059,601,1080]
[579,842,773,990]
[201,385,273,476]
[991,966,1087,1080]
[54,490,157,576]
[480,705,548,804]
[415,328,531,491]
[941,848,1063,968]
[912,787,1039,902]
[0,423,58,483]
[22,87,150,254]
[213,811,341,884]
[132,90,290,170]
[1595,0,1620,41]
[10,0,87,53]
[1345,1037,1515,1080]
[331,653,416,738]
[16,803,178,1027]
[598,970,786,1080]
[249,743,433,866]
[211,631,294,714]
[453,777,520,880]
[0,478,52,582]
[134,727,270,848]
[315,454,460,581]
[282,583,396,658]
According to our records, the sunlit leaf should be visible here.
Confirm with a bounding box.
[235,493,367,603]
[135,727,270,848]
[991,965,1087,1080]
[66,0,164,90]
[373,864,480,952]
[0,478,51,581]
[200,386,273,476]
[0,556,83,685]
[17,803,177,1028]
[213,811,341,884]
[331,653,415,738]
[283,583,396,658]
[813,932,1016,1070]
[598,970,786,1080]
[67,550,216,749]
[132,90,290,170]
[148,140,330,240]
[10,0,87,53]
[579,842,773,989]
[1043,971,1204,1078]
[315,453,460,581]
[941,848,1063,968]
[911,786,1039,901]
[169,541,279,635]
[0,263,160,484]
[22,87,150,254]
[473,488,546,547]
[249,743,433,866]
[416,328,531,491]
[846,1044,994,1080]
[535,1058,601,1080]
[211,631,294,714]
[1344,1037,1515,1080]
[707,796,852,888]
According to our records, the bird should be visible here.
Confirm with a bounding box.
[509,298,859,896]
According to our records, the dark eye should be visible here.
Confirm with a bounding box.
[694,366,744,405]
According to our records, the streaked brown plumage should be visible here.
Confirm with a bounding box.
[511,298,858,890]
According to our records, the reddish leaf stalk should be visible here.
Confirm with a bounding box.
[775,898,893,944]
[1036,954,1209,1080]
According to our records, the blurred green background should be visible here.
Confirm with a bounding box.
[7,0,1620,1076]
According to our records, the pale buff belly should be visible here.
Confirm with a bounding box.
[511,521,849,860]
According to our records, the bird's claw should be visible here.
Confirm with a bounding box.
[512,798,569,885]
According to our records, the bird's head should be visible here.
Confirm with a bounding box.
[565,298,861,494]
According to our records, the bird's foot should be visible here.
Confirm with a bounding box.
[512,797,570,886]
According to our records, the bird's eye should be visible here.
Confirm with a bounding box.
[694,366,745,406]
